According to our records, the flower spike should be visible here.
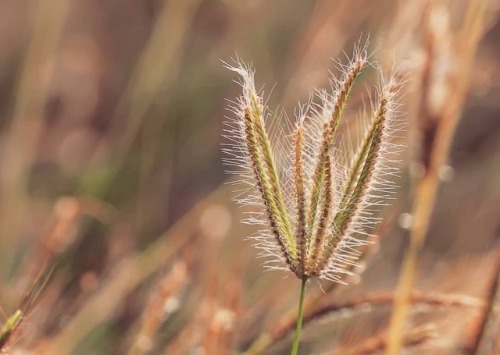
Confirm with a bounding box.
[223,48,401,282]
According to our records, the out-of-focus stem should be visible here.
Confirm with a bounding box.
[386,1,487,353]
[95,0,202,167]
[0,0,69,280]
[386,167,440,354]
[466,248,500,354]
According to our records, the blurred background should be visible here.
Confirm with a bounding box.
[0,0,498,354]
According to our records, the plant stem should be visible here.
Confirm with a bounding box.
[291,279,307,355]
[386,1,486,353]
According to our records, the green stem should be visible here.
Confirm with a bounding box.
[291,279,307,355]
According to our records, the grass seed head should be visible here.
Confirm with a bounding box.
[223,44,402,283]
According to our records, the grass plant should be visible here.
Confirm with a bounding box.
[224,43,403,353]
[0,1,498,353]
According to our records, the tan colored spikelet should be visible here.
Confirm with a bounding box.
[222,42,402,282]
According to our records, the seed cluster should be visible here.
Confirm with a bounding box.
[223,46,401,283]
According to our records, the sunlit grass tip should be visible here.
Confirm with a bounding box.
[222,43,403,283]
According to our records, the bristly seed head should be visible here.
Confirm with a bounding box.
[222,43,402,283]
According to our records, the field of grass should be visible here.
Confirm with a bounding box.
[0,0,499,354]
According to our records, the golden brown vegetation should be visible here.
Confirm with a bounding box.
[0,0,498,354]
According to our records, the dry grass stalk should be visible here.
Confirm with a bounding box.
[253,289,482,351]
[19,197,81,283]
[163,277,239,355]
[338,324,435,355]
[0,0,69,280]
[464,247,500,354]
[1,256,58,352]
[386,1,489,353]
[40,185,230,354]
[0,197,81,352]
[93,0,202,169]
[128,262,188,355]
[306,289,482,328]
[203,302,239,355]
